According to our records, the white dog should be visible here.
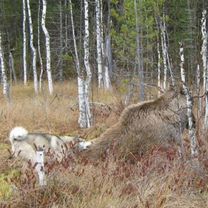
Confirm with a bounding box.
[9,126,93,164]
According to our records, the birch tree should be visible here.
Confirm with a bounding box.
[9,50,17,84]
[38,0,44,91]
[104,0,113,78]
[23,0,27,85]
[201,10,208,128]
[159,15,175,89]
[69,0,92,128]
[0,33,8,96]
[59,0,63,81]
[69,0,83,127]
[26,0,38,94]
[103,46,111,89]
[95,0,103,88]
[157,38,161,96]
[100,0,111,89]
[179,42,198,157]
[196,64,201,113]
[64,0,68,50]
[69,0,80,76]
[160,18,168,90]
[201,10,207,92]
[80,0,92,128]
[41,0,53,95]
[134,0,144,101]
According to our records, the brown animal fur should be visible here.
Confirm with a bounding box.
[81,88,191,161]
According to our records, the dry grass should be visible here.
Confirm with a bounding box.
[0,81,208,208]
[0,81,120,139]
[4,145,208,208]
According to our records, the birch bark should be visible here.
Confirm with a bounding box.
[38,0,44,91]
[201,10,207,91]
[157,39,161,96]
[134,0,144,101]
[196,64,201,113]
[104,35,112,89]
[23,0,27,85]
[41,0,53,95]
[163,19,175,86]
[69,0,92,128]
[26,0,38,94]
[82,0,92,128]
[59,0,63,81]
[64,0,68,49]
[160,19,167,90]
[105,0,113,77]
[100,0,111,89]
[95,0,103,88]
[159,16,175,89]
[201,10,208,128]
[179,42,198,157]
[9,51,17,84]
[0,33,8,96]
[69,0,80,76]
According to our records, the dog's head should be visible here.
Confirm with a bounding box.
[9,126,28,143]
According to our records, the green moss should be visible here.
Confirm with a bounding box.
[0,170,20,200]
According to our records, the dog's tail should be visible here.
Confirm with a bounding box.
[9,126,28,142]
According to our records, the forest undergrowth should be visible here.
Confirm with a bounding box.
[0,82,208,208]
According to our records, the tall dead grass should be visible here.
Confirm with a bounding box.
[0,81,120,141]
[0,81,208,207]
[5,143,208,208]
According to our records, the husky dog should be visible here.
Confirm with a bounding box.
[9,127,68,163]
[9,126,93,164]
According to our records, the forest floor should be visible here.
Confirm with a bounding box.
[0,82,208,208]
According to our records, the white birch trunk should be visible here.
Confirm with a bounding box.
[196,64,201,113]
[106,0,113,76]
[201,10,207,92]
[95,0,103,88]
[179,42,198,157]
[9,51,17,84]
[157,39,161,96]
[201,10,208,128]
[26,0,38,94]
[104,35,112,88]
[0,33,8,96]
[163,19,175,86]
[69,0,80,75]
[41,0,53,95]
[59,0,63,81]
[100,0,105,65]
[100,0,111,90]
[81,0,92,128]
[134,0,144,101]
[69,0,91,128]
[104,59,111,89]
[160,20,167,90]
[38,0,44,91]
[23,0,27,85]
[64,0,68,49]
[77,77,91,128]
